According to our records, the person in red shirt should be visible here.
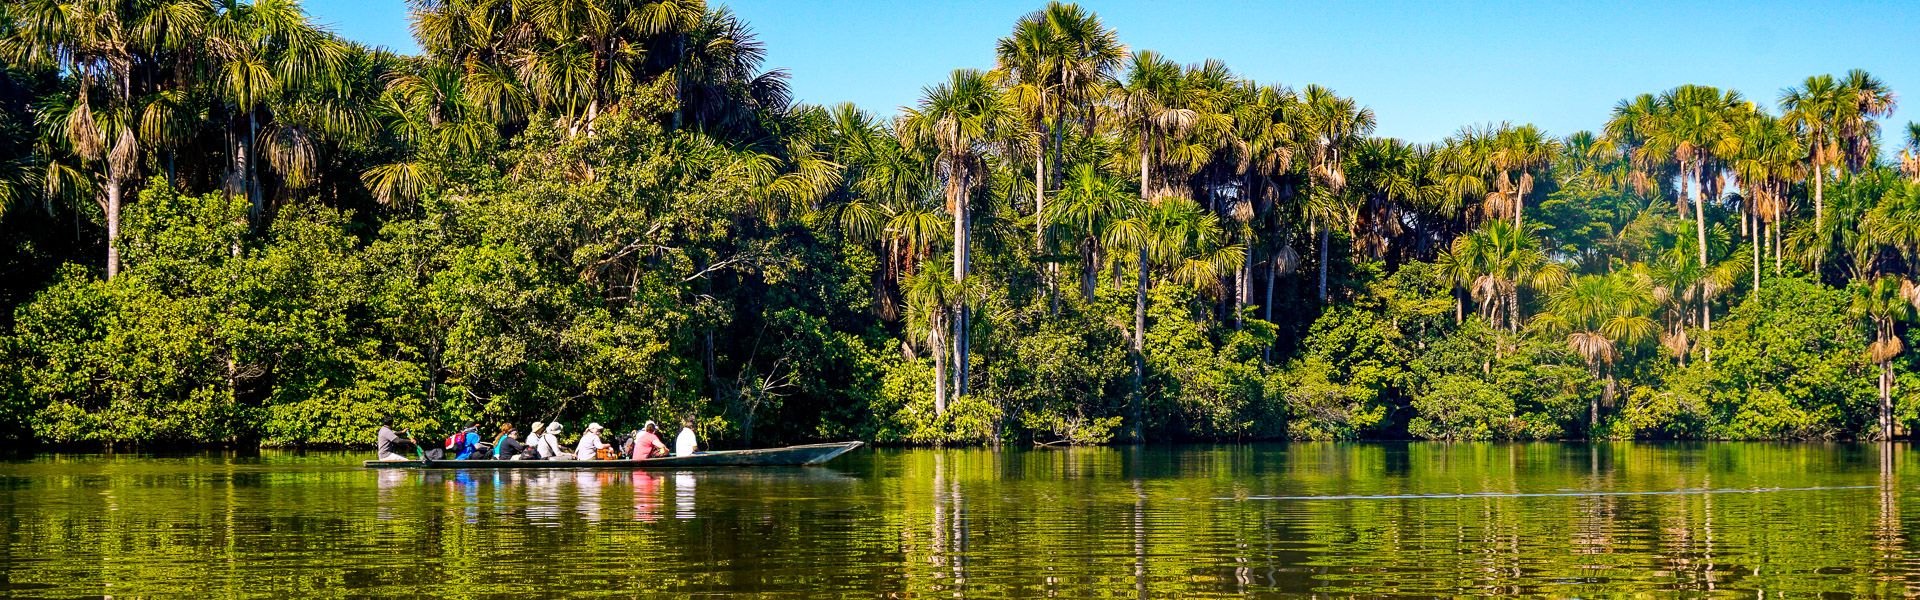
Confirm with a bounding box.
[626,420,670,459]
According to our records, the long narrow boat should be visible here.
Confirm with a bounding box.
[363,441,863,469]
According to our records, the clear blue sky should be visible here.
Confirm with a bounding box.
[306,0,1920,147]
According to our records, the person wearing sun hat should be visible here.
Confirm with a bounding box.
[539,422,574,459]
[576,422,610,460]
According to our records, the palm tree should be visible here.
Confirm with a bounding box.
[1901,122,1920,181]
[995,14,1056,249]
[3,0,159,279]
[1234,83,1298,326]
[1434,221,1568,335]
[1296,84,1375,301]
[1729,111,1802,287]
[1852,276,1917,440]
[1491,123,1558,229]
[904,268,959,416]
[1782,74,1847,236]
[1110,50,1190,203]
[1106,194,1240,440]
[1837,69,1897,174]
[1650,85,1746,270]
[1050,163,1136,300]
[205,0,363,217]
[899,68,1022,410]
[1532,272,1657,433]
[994,2,1122,251]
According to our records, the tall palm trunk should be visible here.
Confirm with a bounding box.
[932,318,947,416]
[948,169,971,406]
[1133,125,1152,444]
[1589,363,1603,434]
[1264,255,1278,363]
[105,177,123,280]
[1082,239,1098,300]
[248,110,262,219]
[1691,163,1712,365]
[1879,358,1894,440]
[1512,171,1524,231]
[1507,286,1520,333]
[1034,127,1046,250]
[1752,214,1761,294]
[1236,235,1251,329]
[1813,145,1825,234]
[1132,247,1147,443]
[1691,164,1708,269]
[1317,224,1330,302]
[1772,220,1782,274]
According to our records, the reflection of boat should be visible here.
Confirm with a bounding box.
[363,441,863,469]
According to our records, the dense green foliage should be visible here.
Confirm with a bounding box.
[3,1,1920,447]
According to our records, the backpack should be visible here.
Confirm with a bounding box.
[444,433,461,450]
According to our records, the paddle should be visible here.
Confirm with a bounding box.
[405,429,430,465]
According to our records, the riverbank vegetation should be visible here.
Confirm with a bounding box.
[2,0,1919,447]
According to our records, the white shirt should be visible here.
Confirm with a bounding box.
[533,432,562,458]
[675,427,698,456]
[577,431,606,459]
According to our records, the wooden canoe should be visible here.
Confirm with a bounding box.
[363,441,862,469]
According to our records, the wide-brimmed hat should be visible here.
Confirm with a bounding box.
[530,422,545,435]
[643,420,658,431]
[586,422,603,432]
[548,422,565,433]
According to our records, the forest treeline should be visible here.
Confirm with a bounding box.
[2,0,1919,447]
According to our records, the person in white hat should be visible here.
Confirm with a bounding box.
[538,422,573,460]
[576,422,609,460]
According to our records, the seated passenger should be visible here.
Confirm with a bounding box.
[452,423,484,460]
[675,418,699,457]
[576,423,610,460]
[627,421,669,459]
[540,422,575,460]
[493,424,531,460]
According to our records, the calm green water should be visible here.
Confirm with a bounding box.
[0,443,1915,597]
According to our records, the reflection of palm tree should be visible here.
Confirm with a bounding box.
[1532,272,1657,432]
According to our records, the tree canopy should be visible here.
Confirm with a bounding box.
[2,1,1918,447]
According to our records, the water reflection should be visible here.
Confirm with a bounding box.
[631,471,660,522]
[1,444,1918,596]
[674,472,696,519]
